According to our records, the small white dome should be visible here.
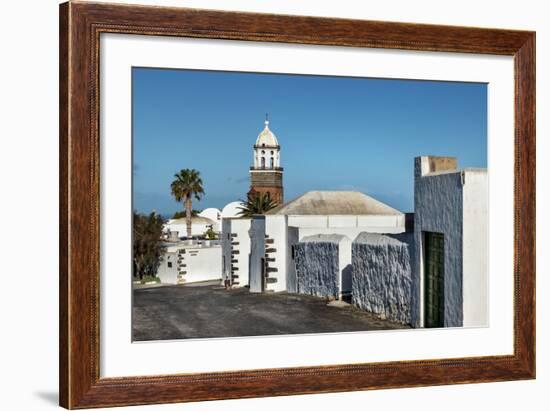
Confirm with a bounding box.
[198,207,221,222]
[255,120,279,147]
[221,201,245,218]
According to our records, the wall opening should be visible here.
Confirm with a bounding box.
[423,231,445,328]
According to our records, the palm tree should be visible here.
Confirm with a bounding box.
[238,192,278,217]
[170,169,205,239]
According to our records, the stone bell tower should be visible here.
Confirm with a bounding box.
[248,116,284,204]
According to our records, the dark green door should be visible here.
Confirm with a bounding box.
[260,257,266,292]
[424,232,445,328]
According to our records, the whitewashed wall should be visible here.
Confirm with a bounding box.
[288,214,405,239]
[414,158,489,328]
[221,218,252,287]
[164,220,214,238]
[179,246,222,283]
[462,170,489,327]
[414,157,463,328]
[156,251,179,284]
[264,215,289,291]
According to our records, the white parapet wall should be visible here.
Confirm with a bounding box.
[294,234,352,299]
[156,241,222,284]
[179,245,223,284]
[163,217,217,239]
[352,233,414,325]
[288,214,405,239]
[221,218,252,287]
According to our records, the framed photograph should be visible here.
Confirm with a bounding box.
[59,1,535,409]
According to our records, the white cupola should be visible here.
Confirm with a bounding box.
[253,116,281,170]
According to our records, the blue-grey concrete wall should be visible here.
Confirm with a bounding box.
[294,235,344,299]
[352,233,414,325]
[414,157,463,328]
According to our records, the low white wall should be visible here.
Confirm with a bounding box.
[156,251,179,284]
[164,221,213,238]
[180,246,222,284]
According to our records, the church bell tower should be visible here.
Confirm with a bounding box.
[248,116,284,204]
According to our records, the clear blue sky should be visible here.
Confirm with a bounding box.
[133,67,487,216]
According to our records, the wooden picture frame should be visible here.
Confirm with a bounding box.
[59,1,535,408]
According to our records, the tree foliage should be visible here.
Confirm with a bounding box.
[237,192,278,217]
[172,209,200,219]
[204,225,218,240]
[133,211,165,279]
[170,169,205,239]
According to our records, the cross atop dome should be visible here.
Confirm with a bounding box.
[255,115,279,147]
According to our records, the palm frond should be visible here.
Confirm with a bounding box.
[237,192,278,217]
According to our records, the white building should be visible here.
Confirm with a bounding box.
[156,241,222,285]
[163,215,217,239]
[413,156,488,328]
[268,191,405,239]
[257,191,405,293]
[223,190,406,293]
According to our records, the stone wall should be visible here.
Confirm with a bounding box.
[294,235,347,299]
[352,233,414,325]
[249,170,284,204]
[250,170,283,187]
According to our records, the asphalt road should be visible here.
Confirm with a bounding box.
[133,284,409,341]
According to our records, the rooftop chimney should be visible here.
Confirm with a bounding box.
[415,156,457,179]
